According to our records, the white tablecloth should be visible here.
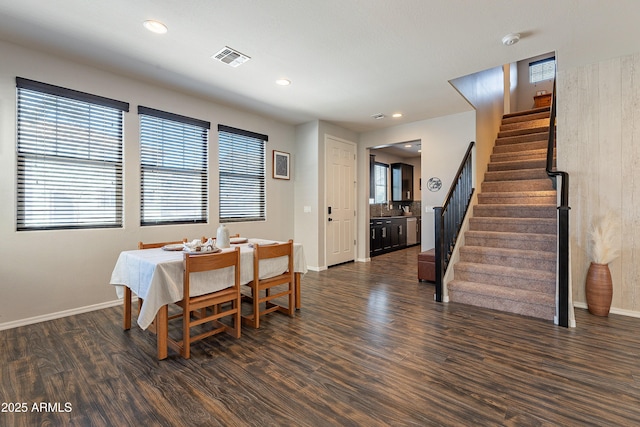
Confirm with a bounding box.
[110,241,307,329]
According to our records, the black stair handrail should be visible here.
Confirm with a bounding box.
[546,81,571,327]
[433,141,475,302]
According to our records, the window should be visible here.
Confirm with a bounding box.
[139,106,209,225]
[373,162,388,203]
[16,78,128,231]
[529,57,556,84]
[218,125,267,222]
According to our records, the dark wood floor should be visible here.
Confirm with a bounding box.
[3,246,640,426]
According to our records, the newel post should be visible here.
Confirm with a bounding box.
[433,206,443,302]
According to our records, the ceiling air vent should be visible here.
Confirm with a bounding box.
[371,113,385,120]
[212,46,251,67]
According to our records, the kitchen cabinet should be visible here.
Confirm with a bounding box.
[370,217,407,256]
[391,163,414,202]
[370,219,390,255]
[390,217,406,248]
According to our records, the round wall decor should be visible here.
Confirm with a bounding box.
[427,177,442,192]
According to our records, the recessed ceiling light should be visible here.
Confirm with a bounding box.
[276,78,291,86]
[392,113,403,118]
[501,33,520,46]
[418,149,422,153]
[404,144,412,148]
[143,20,168,34]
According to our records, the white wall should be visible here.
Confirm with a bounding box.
[0,40,297,328]
[558,51,640,317]
[450,65,505,189]
[358,111,475,257]
[294,121,357,270]
[293,121,320,269]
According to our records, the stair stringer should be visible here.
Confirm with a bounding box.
[441,190,479,302]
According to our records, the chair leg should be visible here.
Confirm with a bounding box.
[288,282,294,317]
[233,300,241,338]
[295,272,302,309]
[253,288,260,329]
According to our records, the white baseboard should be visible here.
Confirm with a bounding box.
[573,302,640,319]
[0,299,126,331]
[307,265,328,272]
[356,257,371,263]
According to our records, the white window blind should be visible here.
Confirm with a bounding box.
[218,125,267,222]
[529,57,556,83]
[139,106,209,226]
[16,77,128,231]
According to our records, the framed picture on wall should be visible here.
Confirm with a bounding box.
[273,150,290,180]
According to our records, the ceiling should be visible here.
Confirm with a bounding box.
[1,1,640,133]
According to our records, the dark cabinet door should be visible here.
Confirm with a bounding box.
[382,220,392,249]
[370,220,386,255]
[397,218,407,247]
[390,220,400,248]
[391,163,414,202]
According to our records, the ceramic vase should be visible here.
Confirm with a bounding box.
[585,262,613,316]
[216,224,230,248]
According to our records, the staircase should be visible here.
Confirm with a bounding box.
[448,107,557,321]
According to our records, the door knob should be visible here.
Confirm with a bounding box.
[328,218,333,222]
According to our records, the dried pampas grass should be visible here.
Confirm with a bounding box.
[588,211,620,265]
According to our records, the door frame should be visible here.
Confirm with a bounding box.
[323,134,357,268]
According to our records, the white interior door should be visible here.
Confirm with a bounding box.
[325,136,356,267]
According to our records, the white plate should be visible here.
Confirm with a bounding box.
[230,237,248,244]
[162,244,185,251]
[183,247,221,254]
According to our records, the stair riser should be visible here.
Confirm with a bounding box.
[495,132,549,146]
[478,194,557,205]
[454,266,555,293]
[500,118,551,132]
[473,205,557,219]
[488,159,548,171]
[447,290,555,320]
[459,250,556,271]
[493,141,548,154]
[498,126,549,139]
[469,218,556,234]
[465,233,556,252]
[490,151,550,163]
[481,180,554,192]
[502,112,550,125]
[484,169,550,182]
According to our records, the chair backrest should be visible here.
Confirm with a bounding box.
[183,247,241,298]
[201,234,239,243]
[253,240,294,279]
[138,239,186,249]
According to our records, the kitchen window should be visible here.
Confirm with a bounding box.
[16,77,129,230]
[373,162,388,203]
[218,125,267,222]
[139,106,209,225]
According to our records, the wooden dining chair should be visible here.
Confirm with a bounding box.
[201,233,240,243]
[166,247,242,359]
[242,240,295,329]
[138,239,186,250]
[123,239,186,331]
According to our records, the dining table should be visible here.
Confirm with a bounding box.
[110,239,307,359]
